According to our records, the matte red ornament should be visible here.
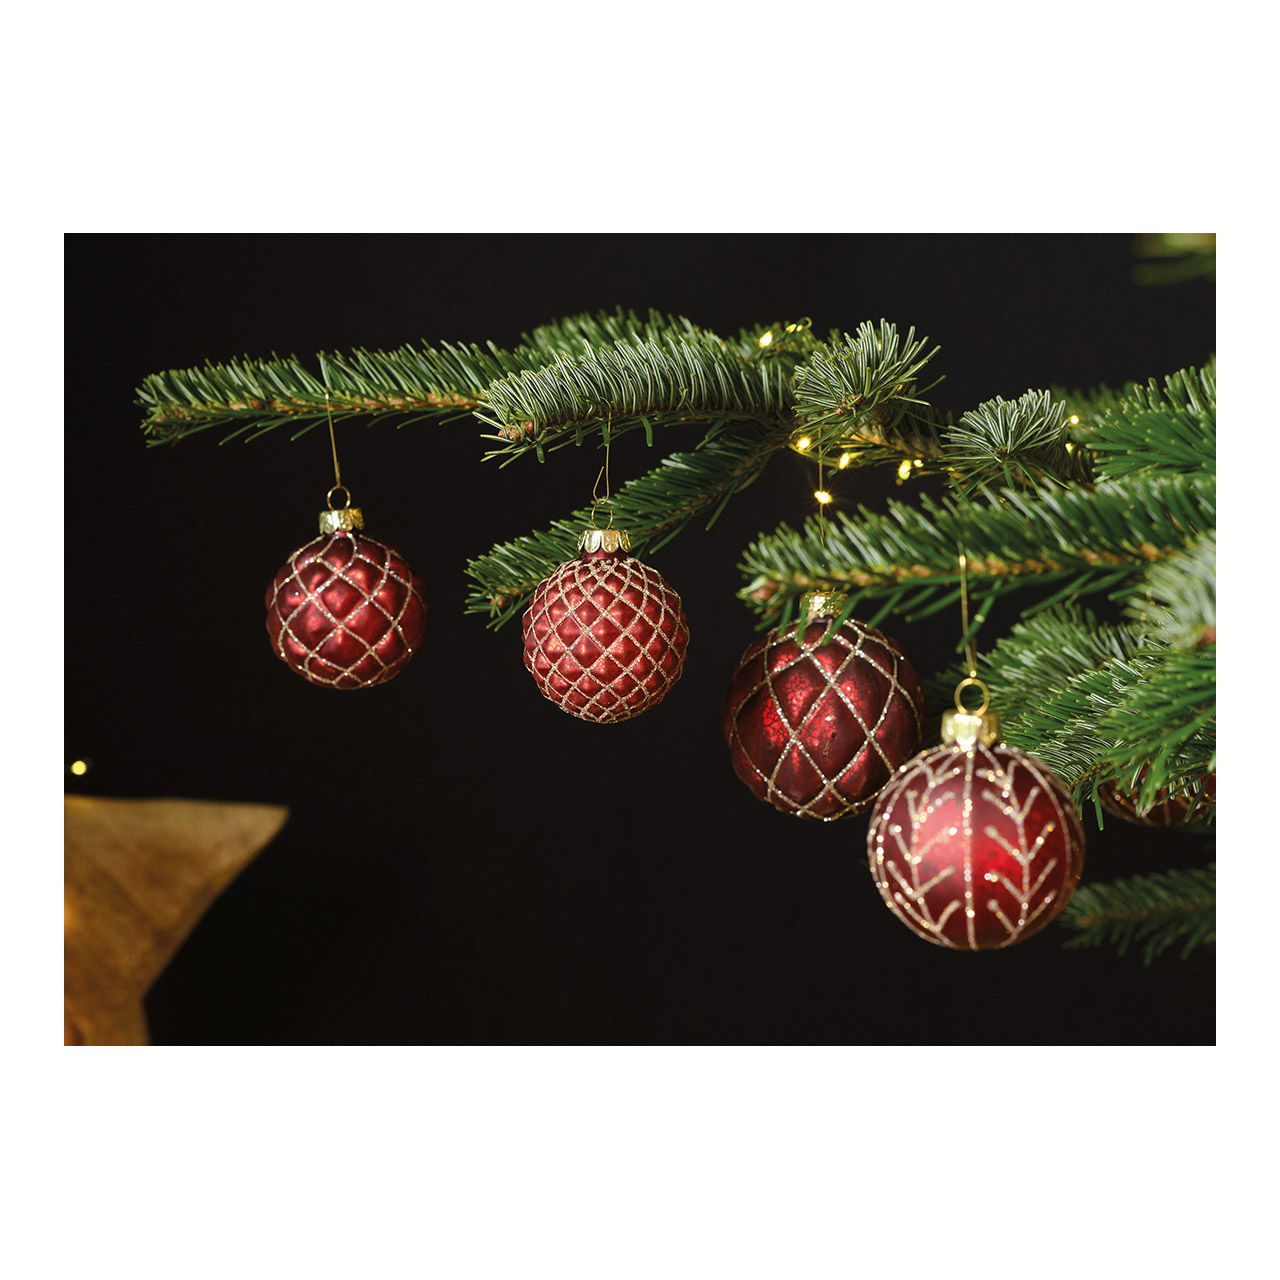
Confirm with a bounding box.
[1099,771,1216,826]
[723,603,926,820]
[522,533,689,724]
[265,529,428,689]
[868,738,1085,950]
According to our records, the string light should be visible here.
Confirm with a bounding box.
[838,453,852,469]
[759,330,774,347]
[790,434,812,454]
[897,460,913,481]
[1069,414,1080,425]
[814,489,833,505]
[70,760,88,776]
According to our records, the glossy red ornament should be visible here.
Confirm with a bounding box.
[522,542,689,723]
[1099,772,1216,826]
[868,741,1085,950]
[265,530,428,689]
[723,610,925,820]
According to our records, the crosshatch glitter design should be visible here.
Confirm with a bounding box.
[867,743,1086,949]
[723,617,925,820]
[265,531,428,689]
[522,549,689,723]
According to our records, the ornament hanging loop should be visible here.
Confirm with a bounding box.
[954,675,991,716]
[326,484,353,512]
[589,487,615,531]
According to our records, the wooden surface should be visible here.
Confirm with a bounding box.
[64,796,288,1046]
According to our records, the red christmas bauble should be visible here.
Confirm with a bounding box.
[723,612,925,819]
[1098,772,1216,826]
[867,741,1085,949]
[522,544,689,723]
[265,530,428,689]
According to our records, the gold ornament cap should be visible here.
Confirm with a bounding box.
[319,506,365,534]
[579,528,631,553]
[319,485,364,534]
[941,677,1002,747]
[799,590,849,620]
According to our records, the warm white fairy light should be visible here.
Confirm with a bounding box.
[814,489,833,505]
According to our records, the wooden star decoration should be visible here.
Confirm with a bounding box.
[64,796,289,1045]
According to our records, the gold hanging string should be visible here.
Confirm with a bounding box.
[590,420,615,530]
[813,449,837,566]
[954,544,990,715]
[324,389,351,512]
[796,452,847,629]
[819,450,829,581]
[958,547,978,679]
[817,452,826,560]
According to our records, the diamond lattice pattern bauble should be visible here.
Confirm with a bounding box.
[867,743,1085,950]
[522,549,689,723]
[723,616,926,820]
[265,531,428,689]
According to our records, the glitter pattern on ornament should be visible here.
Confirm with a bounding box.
[723,610,925,820]
[265,530,428,689]
[522,539,689,724]
[867,740,1085,950]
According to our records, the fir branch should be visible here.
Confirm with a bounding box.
[736,474,1215,627]
[731,317,826,364]
[943,390,1093,494]
[1000,648,1215,808]
[466,426,785,627]
[927,608,1214,806]
[1061,865,1215,963]
[790,320,945,462]
[476,330,795,461]
[1133,233,1217,285]
[1082,362,1215,480]
[1126,533,1216,648]
[138,342,521,443]
[1054,381,1129,433]
[994,653,1143,795]
[922,603,1148,727]
[1091,645,1216,810]
[136,308,726,445]
[517,307,717,358]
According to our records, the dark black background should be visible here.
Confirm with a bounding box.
[65,233,1215,1045]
